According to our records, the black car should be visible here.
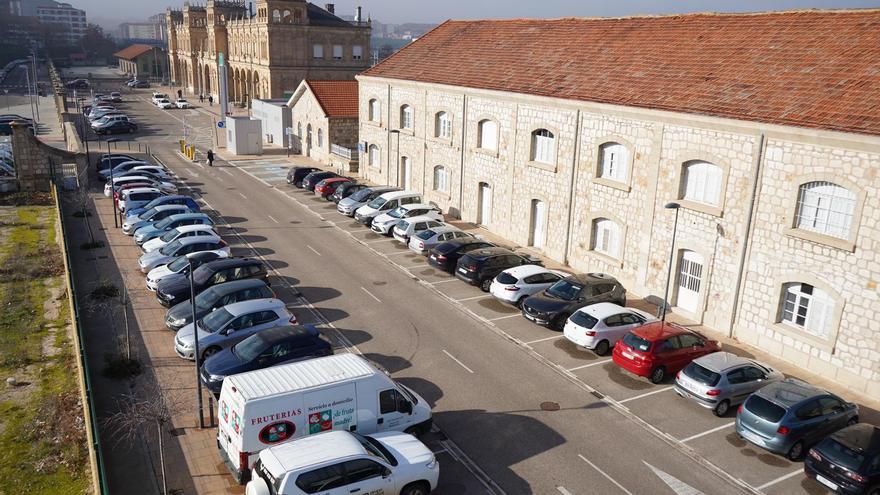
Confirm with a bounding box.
[521,273,626,330]
[455,247,541,291]
[199,325,332,394]
[164,278,275,331]
[96,155,138,175]
[301,171,338,191]
[133,80,151,88]
[96,120,137,135]
[156,258,269,307]
[331,182,367,203]
[427,238,497,273]
[805,423,880,495]
[286,166,319,186]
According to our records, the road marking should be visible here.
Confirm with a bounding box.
[525,335,564,345]
[430,278,459,285]
[442,350,474,374]
[431,449,448,455]
[556,487,573,495]
[455,294,492,302]
[402,264,429,270]
[366,238,392,244]
[220,168,234,176]
[644,462,705,495]
[238,192,248,200]
[567,359,612,371]
[267,214,279,223]
[754,469,802,491]
[360,286,381,303]
[618,386,674,404]
[383,250,414,256]
[306,245,321,256]
[488,314,521,321]
[680,422,735,443]
[578,455,633,495]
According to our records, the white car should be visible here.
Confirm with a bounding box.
[156,98,174,109]
[116,187,162,213]
[130,165,172,180]
[392,216,445,244]
[151,92,169,104]
[104,175,155,197]
[408,225,473,255]
[175,98,189,109]
[246,430,439,495]
[141,224,219,253]
[138,235,230,273]
[563,302,656,356]
[489,265,569,307]
[145,250,230,291]
[371,203,442,235]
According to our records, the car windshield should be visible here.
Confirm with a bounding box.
[154,217,174,229]
[142,208,160,220]
[546,280,583,301]
[496,272,518,285]
[388,206,406,218]
[349,188,372,201]
[816,438,867,472]
[159,240,182,255]
[159,229,180,242]
[351,432,396,465]
[366,197,387,209]
[622,332,651,352]
[570,311,599,329]
[192,265,214,284]
[166,255,189,273]
[683,362,721,386]
[744,395,786,423]
[194,285,221,310]
[232,333,268,362]
[199,308,233,333]
[415,229,435,240]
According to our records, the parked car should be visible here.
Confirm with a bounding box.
[96,155,139,176]
[521,273,627,329]
[245,430,439,495]
[336,186,399,216]
[156,257,268,307]
[117,187,163,213]
[104,175,154,196]
[113,184,155,209]
[392,217,447,245]
[199,325,332,394]
[146,250,230,292]
[674,352,784,416]
[125,194,199,219]
[314,177,352,199]
[156,98,174,109]
[123,205,194,235]
[371,203,443,236]
[563,302,656,356]
[285,166,319,186]
[133,80,150,88]
[138,236,229,274]
[175,98,189,109]
[300,171,338,191]
[130,165,172,180]
[427,238,497,273]
[408,225,473,255]
[354,190,422,226]
[455,247,542,291]
[151,92,169,104]
[804,423,880,494]
[331,182,367,203]
[164,278,273,330]
[490,265,569,307]
[612,321,722,383]
[91,114,129,129]
[87,107,118,121]
[737,379,859,460]
[141,224,219,253]
[99,160,150,181]
[174,298,294,360]
[133,212,215,245]
[108,92,122,102]
[95,120,137,135]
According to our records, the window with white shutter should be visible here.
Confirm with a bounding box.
[312,44,323,59]
[478,120,498,151]
[435,112,451,139]
[795,182,855,240]
[433,166,448,192]
[368,145,380,168]
[598,142,628,182]
[368,99,380,122]
[682,160,723,206]
[591,218,621,259]
[531,129,556,164]
[400,105,413,129]
[332,45,343,60]
[780,283,834,339]
[352,45,363,60]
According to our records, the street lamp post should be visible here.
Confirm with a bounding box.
[106,138,120,228]
[390,129,400,186]
[77,98,91,171]
[660,202,681,322]
[189,257,205,428]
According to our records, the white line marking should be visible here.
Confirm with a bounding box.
[556,487,573,495]
[618,386,674,404]
[238,192,247,199]
[306,245,321,256]
[267,214,279,223]
[360,286,381,303]
[754,469,802,491]
[430,278,459,285]
[442,350,474,374]
[578,454,633,495]
[525,335,564,345]
[644,461,706,495]
[431,449,448,455]
[567,359,612,371]
[488,314,521,321]
[455,294,492,302]
[402,264,429,270]
[366,238,392,244]
[680,422,735,443]
[221,168,234,177]
[383,250,415,256]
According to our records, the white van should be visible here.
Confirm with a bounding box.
[217,353,433,484]
[353,190,422,226]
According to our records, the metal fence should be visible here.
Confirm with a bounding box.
[330,143,358,161]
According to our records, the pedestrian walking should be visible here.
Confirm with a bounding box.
[208,95,213,106]
[177,89,183,99]
[206,149,214,167]
[199,93,204,103]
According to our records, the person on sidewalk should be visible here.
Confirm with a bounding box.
[208,95,213,106]
[199,93,204,103]
[177,89,182,99]
[206,149,214,167]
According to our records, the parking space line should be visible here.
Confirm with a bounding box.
[488,314,520,321]
[525,335,564,345]
[360,286,381,303]
[566,359,612,371]
[578,454,633,495]
[366,238,392,244]
[384,251,413,256]
[754,469,802,491]
[306,245,321,256]
[680,422,735,443]
[556,487,573,495]
[238,192,248,200]
[402,264,429,270]
[430,278,458,285]
[267,214,279,223]
[442,350,474,374]
[618,386,674,404]
[455,294,492,302]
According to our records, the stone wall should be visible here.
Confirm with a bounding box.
[11,121,86,191]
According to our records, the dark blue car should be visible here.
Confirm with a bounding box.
[199,325,332,394]
[125,194,200,219]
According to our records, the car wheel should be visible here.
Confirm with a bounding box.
[552,314,569,331]
[480,278,492,292]
[787,440,804,461]
[594,340,610,356]
[713,399,730,417]
[515,296,526,308]
[649,366,666,384]
[847,416,859,427]
[400,482,430,495]
[202,346,220,360]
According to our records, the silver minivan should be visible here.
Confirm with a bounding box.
[674,352,784,416]
[353,190,421,226]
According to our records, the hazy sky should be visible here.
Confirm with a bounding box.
[81,0,880,26]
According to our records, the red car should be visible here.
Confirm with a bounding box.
[612,321,721,384]
[314,177,352,200]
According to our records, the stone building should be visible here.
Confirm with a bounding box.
[165,0,370,104]
[114,44,168,80]
[288,79,359,171]
[356,10,880,397]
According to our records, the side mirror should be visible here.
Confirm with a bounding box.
[399,400,413,415]
[382,467,392,478]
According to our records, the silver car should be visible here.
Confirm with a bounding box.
[137,235,230,273]
[336,186,398,217]
[408,225,474,255]
[173,298,293,361]
[674,351,784,416]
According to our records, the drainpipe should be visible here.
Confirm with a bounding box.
[562,109,582,265]
[727,132,766,337]
[457,93,468,219]
[385,83,392,183]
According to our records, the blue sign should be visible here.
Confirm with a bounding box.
[357,142,365,153]
[217,121,225,128]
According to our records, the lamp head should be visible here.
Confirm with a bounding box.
[664,202,680,210]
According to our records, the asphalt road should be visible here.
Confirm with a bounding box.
[94,85,830,495]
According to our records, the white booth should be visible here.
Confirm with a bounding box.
[225,117,263,156]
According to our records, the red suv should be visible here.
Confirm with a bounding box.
[612,321,721,384]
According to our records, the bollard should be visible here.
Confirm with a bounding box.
[208,396,215,427]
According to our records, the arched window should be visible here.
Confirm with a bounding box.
[293,9,303,23]
[435,111,451,139]
[272,9,281,22]
[795,181,856,240]
[368,99,380,122]
[400,104,413,129]
[598,142,628,182]
[682,160,722,206]
[591,217,621,259]
[530,129,555,164]
[368,145,380,168]
[297,122,302,137]
[317,128,323,147]
[478,119,498,151]
[780,282,835,339]
[433,166,448,192]
[282,9,291,22]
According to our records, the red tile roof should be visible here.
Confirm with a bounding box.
[114,44,156,61]
[362,10,880,136]
[306,80,359,118]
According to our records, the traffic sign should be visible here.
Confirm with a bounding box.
[217,121,225,128]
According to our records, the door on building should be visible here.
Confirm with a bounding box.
[675,250,704,313]
[529,199,546,248]
[400,156,411,190]
[478,182,492,226]
[306,124,312,157]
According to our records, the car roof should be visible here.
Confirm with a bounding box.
[827,424,880,455]
[112,175,152,183]
[378,190,419,200]
[755,379,828,408]
[424,225,462,235]
[577,302,653,320]
[466,246,516,259]
[250,324,319,344]
[566,272,620,285]
[187,250,228,262]
[203,257,260,270]
[122,187,160,196]
[630,321,692,341]
[167,212,210,221]
[222,298,284,316]
[503,264,554,278]
[210,278,268,294]
[691,351,759,373]
[320,177,350,183]
[152,204,189,212]
[262,430,366,473]
[170,224,215,233]
[397,203,434,211]
[399,215,442,225]
[176,235,223,245]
